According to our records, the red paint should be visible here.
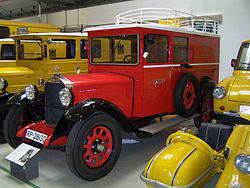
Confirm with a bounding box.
[17,120,55,146]
[66,26,219,118]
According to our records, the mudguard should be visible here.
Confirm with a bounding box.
[65,98,132,131]
[141,131,222,188]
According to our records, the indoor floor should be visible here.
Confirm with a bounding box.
[0,119,219,188]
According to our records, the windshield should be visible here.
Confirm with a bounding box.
[17,39,43,60]
[235,43,250,70]
[90,35,138,65]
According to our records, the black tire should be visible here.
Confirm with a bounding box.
[66,112,122,181]
[4,105,25,148]
[174,73,200,117]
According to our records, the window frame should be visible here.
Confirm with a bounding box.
[90,34,140,66]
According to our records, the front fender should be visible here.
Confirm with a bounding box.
[65,98,129,124]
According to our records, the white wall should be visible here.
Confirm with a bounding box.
[14,0,250,81]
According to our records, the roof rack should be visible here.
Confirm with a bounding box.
[115,8,218,34]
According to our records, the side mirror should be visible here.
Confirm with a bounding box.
[231,58,237,67]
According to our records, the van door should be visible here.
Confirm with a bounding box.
[46,38,88,80]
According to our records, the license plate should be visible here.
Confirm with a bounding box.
[25,129,48,144]
[240,105,250,114]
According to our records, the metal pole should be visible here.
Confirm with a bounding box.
[38,2,41,23]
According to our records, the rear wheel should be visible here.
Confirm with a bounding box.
[194,93,213,128]
[174,73,200,117]
[66,112,122,180]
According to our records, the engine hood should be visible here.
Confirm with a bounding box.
[228,74,250,103]
[0,66,36,93]
[64,73,134,117]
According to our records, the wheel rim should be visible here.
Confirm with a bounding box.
[202,98,212,122]
[82,126,113,168]
[183,81,195,109]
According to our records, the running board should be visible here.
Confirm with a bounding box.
[138,114,199,136]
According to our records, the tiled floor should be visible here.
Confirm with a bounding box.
[0,119,219,188]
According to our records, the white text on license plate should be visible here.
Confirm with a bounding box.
[25,129,48,144]
[240,105,250,114]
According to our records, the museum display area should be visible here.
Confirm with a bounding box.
[0,0,249,187]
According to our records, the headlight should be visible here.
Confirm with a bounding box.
[235,153,250,174]
[59,88,72,107]
[213,86,226,99]
[0,78,7,90]
[25,85,36,100]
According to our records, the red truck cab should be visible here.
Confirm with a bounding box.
[4,8,220,181]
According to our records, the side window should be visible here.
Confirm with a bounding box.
[1,44,15,60]
[91,39,101,58]
[174,37,188,62]
[0,27,10,38]
[146,35,169,63]
[49,39,76,60]
[80,39,88,59]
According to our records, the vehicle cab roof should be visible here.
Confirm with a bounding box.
[85,23,220,38]
[11,32,87,38]
[0,38,14,42]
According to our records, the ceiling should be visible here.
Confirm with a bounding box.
[0,0,131,19]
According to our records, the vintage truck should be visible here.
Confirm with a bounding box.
[0,32,88,142]
[4,8,220,180]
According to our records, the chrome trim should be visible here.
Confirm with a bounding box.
[58,76,73,90]
[140,166,214,188]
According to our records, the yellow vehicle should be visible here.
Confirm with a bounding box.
[0,32,88,142]
[0,19,60,38]
[141,113,250,188]
[0,38,15,67]
[213,40,250,120]
[0,19,60,69]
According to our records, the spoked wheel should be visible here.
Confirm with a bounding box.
[183,81,195,110]
[194,93,213,128]
[201,94,213,122]
[66,112,122,181]
[4,105,26,148]
[174,73,200,117]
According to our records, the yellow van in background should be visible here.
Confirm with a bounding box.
[0,19,60,38]
[0,32,88,142]
[0,19,61,69]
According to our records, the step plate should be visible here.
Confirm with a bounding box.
[138,114,198,135]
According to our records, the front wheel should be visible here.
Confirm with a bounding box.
[66,112,122,181]
[4,105,25,148]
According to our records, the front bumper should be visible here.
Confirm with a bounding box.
[212,111,250,125]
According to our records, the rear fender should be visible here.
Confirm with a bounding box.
[143,131,220,187]
[65,98,132,132]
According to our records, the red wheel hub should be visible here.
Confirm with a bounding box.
[83,126,113,168]
[202,98,212,122]
[183,81,195,109]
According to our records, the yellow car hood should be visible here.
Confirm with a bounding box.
[0,66,35,76]
[229,75,250,103]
